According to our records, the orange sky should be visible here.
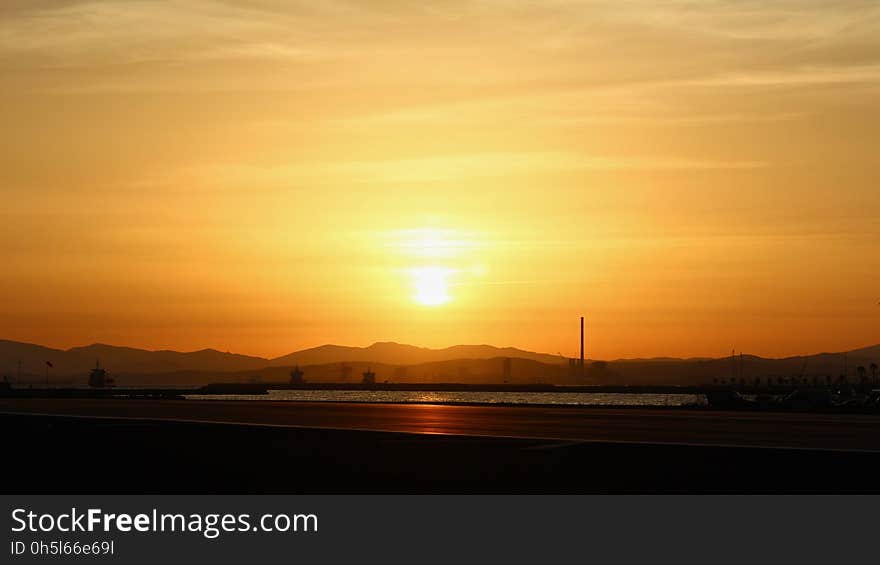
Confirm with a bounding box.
[1,1,879,359]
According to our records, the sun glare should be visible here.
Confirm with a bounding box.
[385,227,486,307]
[388,228,475,258]
[410,266,454,306]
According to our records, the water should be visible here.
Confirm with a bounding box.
[185,389,707,407]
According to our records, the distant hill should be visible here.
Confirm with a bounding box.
[0,338,877,387]
[67,344,268,375]
[268,342,565,367]
[0,339,564,382]
[0,340,267,380]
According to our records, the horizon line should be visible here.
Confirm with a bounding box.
[2,337,878,364]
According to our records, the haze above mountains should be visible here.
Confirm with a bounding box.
[2,339,878,387]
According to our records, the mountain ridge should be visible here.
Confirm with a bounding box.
[1,339,878,384]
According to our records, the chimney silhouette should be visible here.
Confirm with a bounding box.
[580,316,585,368]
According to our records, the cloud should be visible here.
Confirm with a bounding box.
[685,64,880,88]
[3,0,878,107]
[179,152,767,188]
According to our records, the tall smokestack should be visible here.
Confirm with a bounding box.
[580,316,585,368]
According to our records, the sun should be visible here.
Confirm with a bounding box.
[410,266,453,306]
[386,226,482,307]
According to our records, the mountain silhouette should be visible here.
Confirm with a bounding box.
[0,339,564,378]
[0,340,268,378]
[268,342,564,367]
[1,338,877,386]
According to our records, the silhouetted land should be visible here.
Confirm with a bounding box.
[4,399,880,493]
[3,339,878,388]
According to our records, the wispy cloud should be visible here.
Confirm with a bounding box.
[179,152,768,188]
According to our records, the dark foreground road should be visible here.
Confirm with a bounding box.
[3,399,880,492]
[2,398,880,450]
